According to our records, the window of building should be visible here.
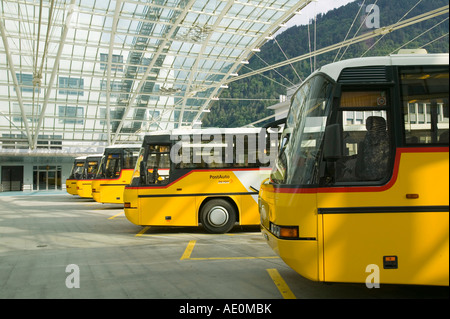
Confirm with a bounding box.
[15,73,40,93]
[59,77,84,96]
[58,106,84,125]
[100,53,123,72]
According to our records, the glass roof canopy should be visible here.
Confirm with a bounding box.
[0,0,312,150]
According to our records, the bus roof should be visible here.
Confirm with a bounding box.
[105,144,141,149]
[145,127,264,136]
[317,53,449,81]
[86,153,103,159]
[143,127,266,145]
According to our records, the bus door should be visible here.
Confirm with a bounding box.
[318,87,396,283]
[318,69,449,286]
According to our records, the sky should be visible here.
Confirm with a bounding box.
[284,0,357,28]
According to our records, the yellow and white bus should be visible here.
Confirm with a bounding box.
[259,52,449,286]
[76,154,103,198]
[92,145,140,204]
[124,127,279,233]
[66,156,87,195]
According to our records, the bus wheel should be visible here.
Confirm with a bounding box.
[200,199,236,234]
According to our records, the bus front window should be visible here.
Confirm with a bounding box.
[105,154,121,178]
[95,153,121,179]
[95,157,106,179]
[86,161,99,179]
[333,90,391,183]
[143,145,170,185]
[71,162,84,179]
[132,148,145,183]
[271,75,334,185]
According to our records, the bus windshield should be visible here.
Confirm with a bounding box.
[95,148,140,179]
[69,159,85,179]
[271,75,334,185]
[141,145,171,185]
[96,153,122,179]
[83,158,101,179]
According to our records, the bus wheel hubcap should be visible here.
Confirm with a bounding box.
[208,206,229,227]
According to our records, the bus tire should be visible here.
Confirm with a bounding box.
[200,199,236,234]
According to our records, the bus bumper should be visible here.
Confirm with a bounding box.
[261,225,320,282]
[66,180,78,195]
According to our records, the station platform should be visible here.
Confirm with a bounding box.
[0,192,448,300]
[0,190,68,197]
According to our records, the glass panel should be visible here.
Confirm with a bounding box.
[85,160,100,179]
[337,110,390,182]
[1,0,312,144]
[105,154,122,178]
[271,75,333,185]
[59,77,84,96]
[123,149,140,169]
[400,66,449,144]
[57,170,62,190]
[340,91,388,108]
[33,171,37,191]
[48,171,56,190]
[38,171,47,190]
[145,145,171,185]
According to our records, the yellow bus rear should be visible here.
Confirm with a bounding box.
[259,53,449,286]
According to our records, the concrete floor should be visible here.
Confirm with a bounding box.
[0,191,448,301]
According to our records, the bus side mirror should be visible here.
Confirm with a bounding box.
[323,124,342,161]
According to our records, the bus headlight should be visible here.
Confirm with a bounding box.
[270,222,299,239]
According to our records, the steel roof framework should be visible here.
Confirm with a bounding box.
[0,0,314,150]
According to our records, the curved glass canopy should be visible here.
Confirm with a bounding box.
[0,0,314,150]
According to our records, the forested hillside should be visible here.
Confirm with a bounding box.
[202,0,449,128]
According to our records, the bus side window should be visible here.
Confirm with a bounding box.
[354,116,390,180]
[335,90,391,183]
[400,66,449,145]
[146,145,170,185]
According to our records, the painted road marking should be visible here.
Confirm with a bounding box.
[267,268,296,299]
[180,240,279,261]
[135,226,151,236]
[180,240,197,260]
[108,211,125,220]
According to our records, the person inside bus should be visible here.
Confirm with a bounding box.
[355,116,390,181]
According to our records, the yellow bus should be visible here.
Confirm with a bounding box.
[65,156,86,195]
[124,127,279,233]
[259,52,449,286]
[92,145,140,204]
[76,154,103,198]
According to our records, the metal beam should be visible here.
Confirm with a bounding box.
[105,0,123,146]
[222,5,450,84]
[190,0,316,126]
[177,0,235,127]
[32,0,77,149]
[111,0,197,144]
[0,12,34,148]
